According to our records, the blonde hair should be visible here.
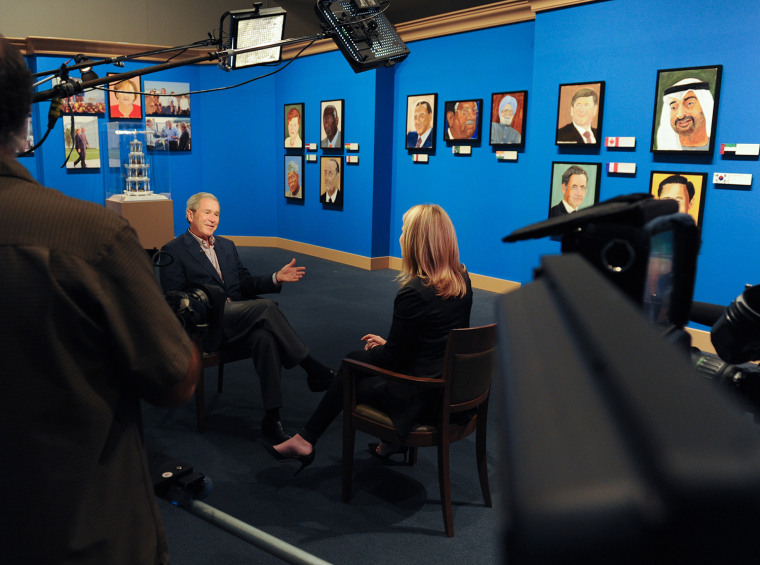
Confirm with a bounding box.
[114,78,138,102]
[398,204,467,299]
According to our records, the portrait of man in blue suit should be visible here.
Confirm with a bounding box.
[405,98,435,149]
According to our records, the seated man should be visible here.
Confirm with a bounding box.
[160,192,335,443]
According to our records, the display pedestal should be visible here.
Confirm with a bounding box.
[106,197,175,250]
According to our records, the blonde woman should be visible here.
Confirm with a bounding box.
[265,204,472,472]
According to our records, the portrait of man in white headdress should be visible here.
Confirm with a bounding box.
[652,66,722,153]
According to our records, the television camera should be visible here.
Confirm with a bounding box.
[154,250,226,350]
[498,193,760,563]
[504,192,760,414]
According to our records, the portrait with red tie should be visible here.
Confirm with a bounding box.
[405,93,437,151]
[555,81,605,147]
[320,99,344,150]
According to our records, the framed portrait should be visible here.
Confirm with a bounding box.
[650,65,722,154]
[649,171,707,228]
[64,115,100,170]
[489,91,527,147]
[148,117,190,151]
[284,103,304,149]
[107,73,143,120]
[285,155,304,200]
[55,77,105,115]
[320,99,344,149]
[443,99,483,142]
[548,162,600,218]
[405,94,437,150]
[555,81,605,146]
[144,80,190,117]
[320,156,343,207]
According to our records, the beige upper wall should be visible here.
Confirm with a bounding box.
[1,0,597,49]
[0,0,256,46]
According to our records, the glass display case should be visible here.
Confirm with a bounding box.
[103,122,171,202]
[103,122,175,250]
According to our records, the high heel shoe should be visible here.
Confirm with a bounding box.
[368,442,409,463]
[263,442,316,476]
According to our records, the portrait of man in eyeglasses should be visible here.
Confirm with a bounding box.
[444,99,482,141]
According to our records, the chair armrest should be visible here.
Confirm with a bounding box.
[341,358,445,388]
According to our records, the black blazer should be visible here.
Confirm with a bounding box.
[159,230,280,301]
[366,273,472,435]
[556,122,600,144]
[549,201,570,217]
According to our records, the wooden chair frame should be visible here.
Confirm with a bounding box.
[192,334,250,433]
[340,324,497,537]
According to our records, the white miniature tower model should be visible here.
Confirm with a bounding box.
[124,137,152,197]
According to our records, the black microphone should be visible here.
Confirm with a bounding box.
[47,96,63,130]
[689,300,727,327]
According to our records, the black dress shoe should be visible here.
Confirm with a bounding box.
[261,418,291,443]
[307,369,338,392]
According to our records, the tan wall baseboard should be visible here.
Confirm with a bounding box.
[225,236,522,294]
[685,327,716,355]
[222,237,716,345]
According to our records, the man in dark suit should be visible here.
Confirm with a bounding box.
[320,157,343,206]
[406,100,434,148]
[556,88,600,144]
[549,165,588,217]
[160,192,335,443]
[72,127,87,167]
[320,104,342,148]
[178,121,190,151]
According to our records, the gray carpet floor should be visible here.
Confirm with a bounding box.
[143,247,506,564]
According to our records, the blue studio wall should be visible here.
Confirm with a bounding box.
[271,50,386,258]
[525,0,760,307]
[389,21,537,284]
[19,0,760,310]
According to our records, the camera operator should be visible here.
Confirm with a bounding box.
[0,37,200,565]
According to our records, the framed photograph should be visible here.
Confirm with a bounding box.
[650,65,722,154]
[443,99,483,142]
[64,116,100,170]
[144,80,190,117]
[320,99,344,149]
[649,171,707,228]
[107,73,143,120]
[405,94,436,150]
[548,162,600,218]
[148,117,190,151]
[285,155,304,200]
[22,116,34,155]
[284,103,304,149]
[489,91,527,146]
[55,77,105,115]
[555,81,605,146]
[320,156,343,207]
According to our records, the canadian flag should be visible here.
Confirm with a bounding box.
[605,137,635,148]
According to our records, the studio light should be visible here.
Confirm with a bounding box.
[219,4,287,70]
[315,0,409,73]
[75,54,98,82]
